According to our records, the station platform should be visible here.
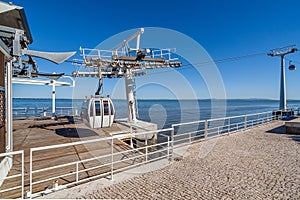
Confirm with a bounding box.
[0,116,147,198]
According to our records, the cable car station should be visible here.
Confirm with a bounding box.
[74,28,182,142]
[0,1,299,199]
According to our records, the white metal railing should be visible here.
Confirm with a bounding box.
[55,107,79,116]
[28,128,172,198]
[80,47,178,62]
[0,150,24,198]
[171,110,294,148]
[13,106,79,117]
[2,108,298,198]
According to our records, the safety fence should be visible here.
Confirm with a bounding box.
[13,107,79,117]
[28,128,172,198]
[0,109,297,198]
[0,150,24,198]
[171,111,285,148]
[80,47,178,62]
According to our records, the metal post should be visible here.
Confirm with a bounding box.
[136,33,141,50]
[204,120,208,140]
[228,118,230,135]
[111,137,114,181]
[76,162,79,182]
[124,69,137,122]
[280,55,286,111]
[21,151,24,199]
[189,132,192,143]
[29,149,33,198]
[51,80,56,118]
[75,107,78,116]
[123,29,144,123]
[130,124,133,148]
[170,127,174,161]
[6,60,13,152]
[145,136,148,162]
[244,115,247,130]
[266,112,269,123]
[167,136,170,160]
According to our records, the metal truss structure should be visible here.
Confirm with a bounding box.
[73,28,183,122]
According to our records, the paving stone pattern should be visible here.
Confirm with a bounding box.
[82,121,300,200]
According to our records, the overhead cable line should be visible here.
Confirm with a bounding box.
[146,52,267,76]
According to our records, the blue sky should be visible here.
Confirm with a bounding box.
[11,0,300,100]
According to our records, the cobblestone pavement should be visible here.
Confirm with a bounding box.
[82,121,300,200]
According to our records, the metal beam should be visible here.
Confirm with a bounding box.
[0,39,11,59]
[6,61,12,152]
[113,28,144,51]
[12,78,72,86]
[51,80,56,117]
[115,56,165,62]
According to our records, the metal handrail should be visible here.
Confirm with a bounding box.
[28,128,172,198]
[0,150,24,198]
[171,109,293,147]
[5,108,297,198]
[13,106,79,117]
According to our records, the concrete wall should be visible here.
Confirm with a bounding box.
[285,122,300,134]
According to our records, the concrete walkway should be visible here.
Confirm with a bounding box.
[42,121,300,199]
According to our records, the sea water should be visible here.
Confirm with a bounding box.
[13,98,300,128]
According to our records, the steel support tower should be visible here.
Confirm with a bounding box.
[75,28,182,122]
[268,45,297,111]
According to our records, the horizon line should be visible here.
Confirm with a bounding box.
[12,97,300,101]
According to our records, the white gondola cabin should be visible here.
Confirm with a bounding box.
[81,96,115,128]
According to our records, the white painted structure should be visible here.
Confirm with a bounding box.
[12,76,75,117]
[81,96,115,128]
[268,46,298,110]
[78,28,182,125]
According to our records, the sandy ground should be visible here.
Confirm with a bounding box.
[41,121,300,199]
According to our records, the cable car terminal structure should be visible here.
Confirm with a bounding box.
[1,1,300,198]
[0,1,77,191]
[0,12,182,193]
[74,28,182,133]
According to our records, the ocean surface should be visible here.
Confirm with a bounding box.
[12,98,300,128]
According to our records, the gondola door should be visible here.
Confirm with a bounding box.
[102,99,110,127]
[88,99,94,128]
[93,99,102,128]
